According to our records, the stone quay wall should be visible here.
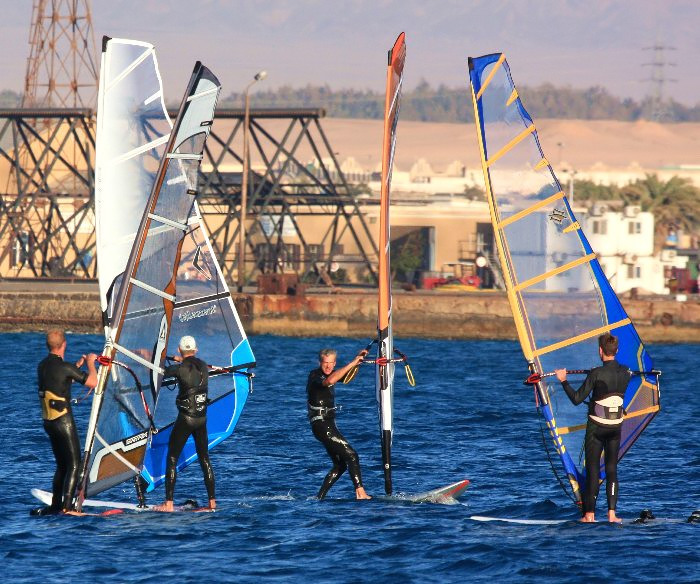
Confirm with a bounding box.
[1,286,699,343]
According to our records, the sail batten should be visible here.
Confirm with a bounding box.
[468,53,660,503]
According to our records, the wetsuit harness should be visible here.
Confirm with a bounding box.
[307,367,364,499]
[561,359,630,514]
[163,356,215,502]
[35,353,88,514]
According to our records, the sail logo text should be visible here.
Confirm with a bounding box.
[125,432,148,446]
[179,305,217,322]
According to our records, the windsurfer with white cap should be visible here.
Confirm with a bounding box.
[153,335,216,512]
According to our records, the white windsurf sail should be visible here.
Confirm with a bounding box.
[76,38,255,505]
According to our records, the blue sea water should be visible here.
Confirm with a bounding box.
[1,332,698,583]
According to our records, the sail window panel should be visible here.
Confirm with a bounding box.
[152,160,200,224]
[169,300,246,403]
[478,64,535,165]
[521,278,606,354]
[486,141,561,214]
[173,78,219,153]
[502,209,587,289]
[132,227,185,293]
[87,348,157,493]
[175,132,207,156]
[174,227,222,301]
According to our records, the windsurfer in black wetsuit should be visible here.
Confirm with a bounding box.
[154,336,215,512]
[555,333,630,523]
[33,329,97,516]
[308,348,371,500]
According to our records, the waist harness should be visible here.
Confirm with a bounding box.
[589,394,625,426]
[176,363,209,417]
[39,390,68,421]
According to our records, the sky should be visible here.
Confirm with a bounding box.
[1,0,699,106]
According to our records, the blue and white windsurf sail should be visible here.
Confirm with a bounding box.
[468,53,660,504]
[77,38,254,504]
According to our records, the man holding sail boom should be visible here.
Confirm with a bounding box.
[33,330,98,515]
[153,336,216,512]
[307,348,371,500]
[555,333,630,523]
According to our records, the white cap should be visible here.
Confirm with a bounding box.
[179,335,197,352]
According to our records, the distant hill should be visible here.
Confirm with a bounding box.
[220,81,700,123]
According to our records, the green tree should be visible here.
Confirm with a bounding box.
[619,174,700,251]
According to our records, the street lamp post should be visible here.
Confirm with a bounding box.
[238,70,267,292]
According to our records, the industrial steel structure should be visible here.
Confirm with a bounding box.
[0,107,378,285]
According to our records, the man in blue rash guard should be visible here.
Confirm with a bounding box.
[153,336,216,512]
[33,329,98,515]
[555,333,630,523]
[307,348,371,500]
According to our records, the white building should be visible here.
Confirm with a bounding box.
[580,204,683,294]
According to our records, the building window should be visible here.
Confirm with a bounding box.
[592,220,607,235]
[627,265,641,279]
[628,221,641,234]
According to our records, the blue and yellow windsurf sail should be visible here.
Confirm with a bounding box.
[468,53,660,504]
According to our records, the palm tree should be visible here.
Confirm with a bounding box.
[620,174,700,251]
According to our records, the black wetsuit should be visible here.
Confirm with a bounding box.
[561,359,630,514]
[36,353,88,513]
[163,356,214,502]
[307,368,363,499]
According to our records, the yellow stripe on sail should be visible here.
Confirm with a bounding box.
[534,157,548,170]
[559,423,586,435]
[563,221,580,234]
[497,191,565,230]
[514,252,595,292]
[624,405,660,420]
[487,124,535,168]
[533,318,632,357]
[506,88,519,107]
[476,54,506,100]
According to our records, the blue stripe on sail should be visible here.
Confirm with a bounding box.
[232,338,255,368]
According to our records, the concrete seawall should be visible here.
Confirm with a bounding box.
[1,283,699,343]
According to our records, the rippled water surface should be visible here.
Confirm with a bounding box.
[1,333,698,583]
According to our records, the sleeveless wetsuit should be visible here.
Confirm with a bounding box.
[561,359,630,514]
[307,368,363,499]
[36,353,88,513]
[163,356,214,502]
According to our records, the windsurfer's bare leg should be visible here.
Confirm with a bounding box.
[581,512,596,522]
[607,510,621,523]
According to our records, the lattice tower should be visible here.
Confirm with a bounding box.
[22,0,99,108]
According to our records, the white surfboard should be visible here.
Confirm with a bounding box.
[378,479,470,504]
[31,488,207,513]
[470,515,570,525]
